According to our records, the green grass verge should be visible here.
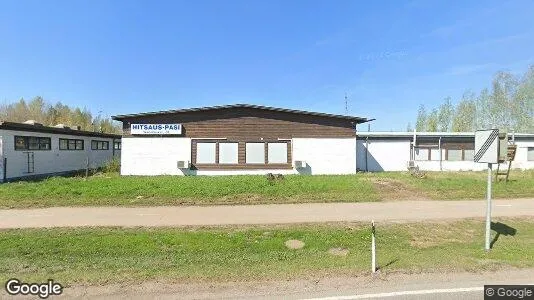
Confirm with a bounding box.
[0,170,533,208]
[371,170,534,200]
[0,173,378,208]
[1,218,533,285]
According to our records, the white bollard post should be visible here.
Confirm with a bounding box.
[371,220,376,273]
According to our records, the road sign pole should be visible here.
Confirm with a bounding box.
[475,129,498,252]
[485,163,492,251]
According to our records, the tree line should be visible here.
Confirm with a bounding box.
[410,65,534,133]
[0,97,121,134]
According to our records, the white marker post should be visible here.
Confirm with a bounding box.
[371,220,376,273]
[474,129,499,252]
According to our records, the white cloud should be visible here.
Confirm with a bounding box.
[444,63,495,76]
[424,19,472,39]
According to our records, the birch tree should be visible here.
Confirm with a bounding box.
[0,97,121,133]
[437,97,454,131]
[415,105,427,131]
[426,109,439,132]
[452,92,476,131]
[513,66,534,131]
[411,65,534,133]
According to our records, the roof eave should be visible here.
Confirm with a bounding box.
[111,104,371,123]
[0,121,122,138]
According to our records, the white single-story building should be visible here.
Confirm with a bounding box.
[112,104,372,176]
[0,120,122,182]
[356,131,534,172]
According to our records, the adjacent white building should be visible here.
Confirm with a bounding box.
[0,120,121,182]
[356,132,534,172]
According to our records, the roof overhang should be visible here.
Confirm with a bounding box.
[112,104,373,124]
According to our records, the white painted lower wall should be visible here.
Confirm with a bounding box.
[0,129,118,180]
[121,137,192,176]
[356,139,411,171]
[416,161,487,171]
[355,138,534,172]
[292,138,356,175]
[513,141,534,170]
[417,160,534,171]
[120,137,357,176]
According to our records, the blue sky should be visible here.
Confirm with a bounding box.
[1,0,533,131]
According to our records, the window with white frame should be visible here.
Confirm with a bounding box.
[414,147,429,161]
[267,143,288,164]
[246,143,265,164]
[196,142,216,164]
[447,149,463,161]
[528,147,534,161]
[430,148,443,161]
[218,142,238,164]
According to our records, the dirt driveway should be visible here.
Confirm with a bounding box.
[1,199,533,228]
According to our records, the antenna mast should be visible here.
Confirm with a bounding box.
[345,92,349,115]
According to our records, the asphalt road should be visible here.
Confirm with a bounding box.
[0,199,533,228]
[18,268,532,299]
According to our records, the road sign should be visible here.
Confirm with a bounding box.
[475,129,499,164]
[475,129,499,252]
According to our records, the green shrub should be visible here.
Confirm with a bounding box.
[101,157,121,173]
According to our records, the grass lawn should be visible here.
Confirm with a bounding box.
[0,170,533,208]
[0,218,533,285]
[370,170,534,200]
[0,173,378,208]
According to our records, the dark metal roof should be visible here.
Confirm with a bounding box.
[0,121,122,139]
[111,104,373,123]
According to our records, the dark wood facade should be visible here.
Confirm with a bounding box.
[119,107,357,139]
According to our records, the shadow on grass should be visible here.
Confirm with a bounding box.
[377,258,399,271]
[495,179,518,183]
[490,222,517,249]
